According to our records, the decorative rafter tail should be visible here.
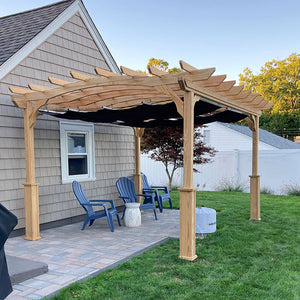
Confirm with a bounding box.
[210,80,236,91]
[28,83,50,92]
[261,102,274,110]
[94,67,120,77]
[147,65,168,77]
[70,71,93,80]
[255,99,269,108]
[179,60,198,72]
[120,66,147,77]
[224,85,244,96]
[200,75,227,87]
[230,90,252,100]
[48,77,72,86]
[9,86,34,94]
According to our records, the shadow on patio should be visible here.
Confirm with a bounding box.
[5,209,179,299]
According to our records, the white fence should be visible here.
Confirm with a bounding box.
[141,149,300,195]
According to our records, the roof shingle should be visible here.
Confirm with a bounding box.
[218,122,300,149]
[0,0,76,65]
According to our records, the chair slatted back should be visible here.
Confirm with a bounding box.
[141,173,151,189]
[116,177,138,203]
[72,181,95,217]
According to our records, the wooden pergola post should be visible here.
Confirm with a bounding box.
[247,115,261,220]
[133,127,144,203]
[178,91,198,261]
[23,105,41,240]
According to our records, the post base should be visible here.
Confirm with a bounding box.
[178,187,197,261]
[249,175,261,220]
[23,183,41,241]
[179,254,198,261]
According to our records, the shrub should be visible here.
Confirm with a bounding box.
[281,183,300,196]
[260,186,274,194]
[215,177,246,192]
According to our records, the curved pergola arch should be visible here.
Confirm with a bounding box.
[10,60,272,261]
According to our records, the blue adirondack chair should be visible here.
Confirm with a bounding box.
[116,177,157,220]
[142,173,173,213]
[72,181,121,232]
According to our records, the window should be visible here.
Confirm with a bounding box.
[60,121,95,183]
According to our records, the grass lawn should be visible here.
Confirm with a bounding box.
[50,191,299,300]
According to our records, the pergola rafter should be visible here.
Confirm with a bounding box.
[9,60,272,260]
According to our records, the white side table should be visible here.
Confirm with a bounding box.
[124,203,141,227]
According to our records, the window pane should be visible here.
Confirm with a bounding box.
[68,133,86,153]
[68,155,87,175]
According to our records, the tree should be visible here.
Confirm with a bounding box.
[141,126,216,190]
[141,58,216,189]
[239,53,300,139]
[239,53,300,112]
[147,58,182,74]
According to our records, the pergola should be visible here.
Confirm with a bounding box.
[10,60,273,261]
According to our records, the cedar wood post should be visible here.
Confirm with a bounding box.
[23,105,41,240]
[177,91,198,261]
[133,127,144,203]
[249,115,261,220]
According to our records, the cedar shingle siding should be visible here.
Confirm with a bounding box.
[0,2,135,229]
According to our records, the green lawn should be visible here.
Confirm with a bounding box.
[50,191,300,300]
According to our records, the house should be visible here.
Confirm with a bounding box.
[1,1,276,260]
[200,121,300,151]
[0,0,135,233]
[196,122,300,193]
[142,121,300,194]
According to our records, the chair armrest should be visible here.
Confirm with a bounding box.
[90,200,116,209]
[136,193,150,197]
[90,200,112,202]
[142,188,154,192]
[151,186,169,193]
[143,188,161,199]
[85,203,106,208]
[137,194,156,205]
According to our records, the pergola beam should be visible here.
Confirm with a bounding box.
[179,78,261,116]
[9,61,273,261]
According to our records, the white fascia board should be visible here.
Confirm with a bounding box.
[0,0,120,80]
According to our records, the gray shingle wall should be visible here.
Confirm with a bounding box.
[0,14,135,229]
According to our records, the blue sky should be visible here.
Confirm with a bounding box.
[1,0,300,82]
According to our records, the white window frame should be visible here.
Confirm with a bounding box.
[60,121,95,184]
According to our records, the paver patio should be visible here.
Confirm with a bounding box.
[5,209,179,299]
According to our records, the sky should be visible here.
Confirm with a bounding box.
[1,0,300,82]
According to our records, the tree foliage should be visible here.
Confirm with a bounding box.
[239,53,300,139]
[141,58,216,189]
[147,58,182,74]
[239,53,300,112]
[142,126,216,190]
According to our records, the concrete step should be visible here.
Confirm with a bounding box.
[7,255,48,285]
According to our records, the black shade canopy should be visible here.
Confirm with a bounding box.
[42,99,247,128]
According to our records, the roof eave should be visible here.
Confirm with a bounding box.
[0,0,120,80]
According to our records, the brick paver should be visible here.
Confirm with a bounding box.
[5,209,179,299]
